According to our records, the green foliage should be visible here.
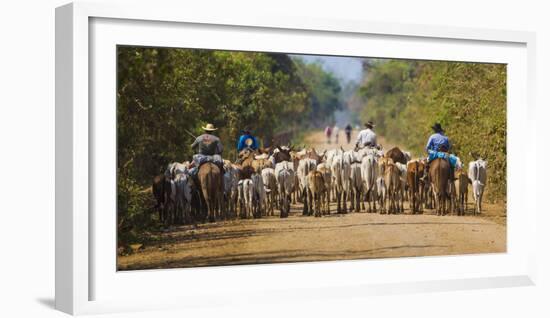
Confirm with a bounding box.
[293,58,343,125]
[117,164,158,246]
[360,60,507,201]
[117,47,317,183]
[117,47,342,242]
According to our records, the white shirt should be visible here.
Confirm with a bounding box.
[356,128,377,146]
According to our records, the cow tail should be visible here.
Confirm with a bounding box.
[370,161,376,189]
[414,162,418,193]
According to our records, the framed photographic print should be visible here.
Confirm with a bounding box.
[56,1,537,315]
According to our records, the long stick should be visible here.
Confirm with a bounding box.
[183,128,197,140]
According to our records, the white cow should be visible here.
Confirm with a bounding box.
[275,161,295,218]
[361,153,378,212]
[468,159,488,214]
[324,149,339,168]
[223,161,239,217]
[261,168,278,216]
[251,173,267,218]
[324,149,339,201]
[395,162,408,211]
[173,172,193,223]
[357,146,378,159]
[344,150,363,211]
[331,150,350,213]
[165,162,190,179]
[349,161,363,212]
[238,179,254,218]
[297,158,317,215]
[376,176,387,213]
[316,162,332,215]
[161,162,192,224]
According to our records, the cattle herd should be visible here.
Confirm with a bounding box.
[152,145,488,226]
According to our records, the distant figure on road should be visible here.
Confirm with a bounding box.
[237,128,259,152]
[345,124,352,144]
[356,121,377,148]
[333,125,340,144]
[324,126,332,144]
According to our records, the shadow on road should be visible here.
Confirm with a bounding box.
[122,244,452,270]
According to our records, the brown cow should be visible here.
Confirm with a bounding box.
[385,147,407,165]
[251,157,273,173]
[198,163,223,222]
[237,148,257,180]
[383,161,402,214]
[429,158,451,216]
[307,170,327,217]
[303,148,326,164]
[454,168,469,215]
[317,163,332,215]
[406,160,426,214]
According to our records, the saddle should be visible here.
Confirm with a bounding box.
[428,151,458,168]
[190,154,225,178]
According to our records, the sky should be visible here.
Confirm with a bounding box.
[291,54,365,84]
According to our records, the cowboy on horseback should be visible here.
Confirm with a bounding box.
[425,123,458,179]
[188,123,224,177]
[426,123,450,154]
[355,120,380,149]
[237,127,258,152]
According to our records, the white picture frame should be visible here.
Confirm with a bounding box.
[56,1,537,315]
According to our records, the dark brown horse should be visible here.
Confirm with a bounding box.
[429,158,451,216]
[197,162,223,222]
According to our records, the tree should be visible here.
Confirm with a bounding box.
[358,59,506,201]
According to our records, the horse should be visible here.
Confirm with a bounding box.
[197,162,223,222]
[429,158,451,216]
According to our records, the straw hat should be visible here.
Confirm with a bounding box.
[202,123,218,132]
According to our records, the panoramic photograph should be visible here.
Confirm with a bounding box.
[116,46,506,270]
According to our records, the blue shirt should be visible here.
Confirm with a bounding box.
[426,132,450,153]
[237,134,258,151]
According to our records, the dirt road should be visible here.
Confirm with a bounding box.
[118,129,506,271]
